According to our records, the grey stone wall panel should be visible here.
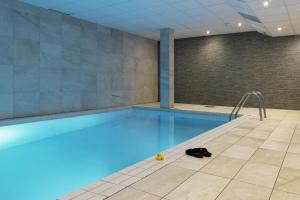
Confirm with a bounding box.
[0,0,158,119]
[175,32,300,110]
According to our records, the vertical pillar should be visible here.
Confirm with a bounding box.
[160,28,174,108]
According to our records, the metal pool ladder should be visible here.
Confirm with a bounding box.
[229,91,267,121]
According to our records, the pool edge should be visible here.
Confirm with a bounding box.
[57,113,249,200]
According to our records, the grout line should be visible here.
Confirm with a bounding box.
[212,116,285,199]
[212,132,265,199]
[60,107,297,200]
[123,117,247,199]
[76,116,247,199]
[91,117,245,199]
[267,113,300,200]
[158,124,249,199]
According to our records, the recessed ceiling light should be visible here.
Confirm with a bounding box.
[206,30,210,35]
[238,22,242,27]
[263,1,269,7]
[277,27,282,31]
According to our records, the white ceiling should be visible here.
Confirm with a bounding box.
[20,0,300,40]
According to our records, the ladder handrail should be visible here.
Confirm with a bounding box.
[229,91,267,121]
[255,91,267,118]
[234,91,263,119]
[229,92,250,121]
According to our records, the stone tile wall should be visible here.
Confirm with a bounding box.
[0,0,158,119]
[174,32,300,110]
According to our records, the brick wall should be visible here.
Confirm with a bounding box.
[175,32,300,110]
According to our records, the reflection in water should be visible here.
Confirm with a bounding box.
[158,114,175,150]
[0,108,227,200]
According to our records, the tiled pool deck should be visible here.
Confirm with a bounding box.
[59,103,300,200]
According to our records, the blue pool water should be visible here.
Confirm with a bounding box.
[0,108,227,200]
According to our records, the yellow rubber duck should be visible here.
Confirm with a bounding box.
[156,153,165,161]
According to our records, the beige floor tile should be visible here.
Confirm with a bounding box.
[255,124,277,133]
[288,143,300,154]
[236,137,265,148]
[203,141,233,156]
[227,128,251,137]
[106,188,160,200]
[103,173,123,182]
[166,172,230,200]
[247,130,272,140]
[270,190,300,200]
[283,153,300,170]
[102,185,125,196]
[269,132,293,143]
[211,134,241,144]
[235,162,280,188]
[171,155,211,171]
[200,156,246,178]
[216,180,272,200]
[127,168,145,176]
[260,126,277,133]
[275,167,300,195]
[136,168,156,178]
[58,189,86,200]
[221,144,256,160]
[292,134,300,144]
[238,121,261,130]
[120,176,141,186]
[91,183,114,194]
[83,181,106,191]
[260,140,289,152]
[250,149,285,166]
[110,174,132,184]
[89,195,106,200]
[132,165,194,197]
[73,192,97,200]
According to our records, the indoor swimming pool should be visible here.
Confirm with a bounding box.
[0,108,228,200]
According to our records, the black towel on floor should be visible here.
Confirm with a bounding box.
[185,148,212,158]
[185,149,203,158]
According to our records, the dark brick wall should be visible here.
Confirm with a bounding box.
[174,32,300,110]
